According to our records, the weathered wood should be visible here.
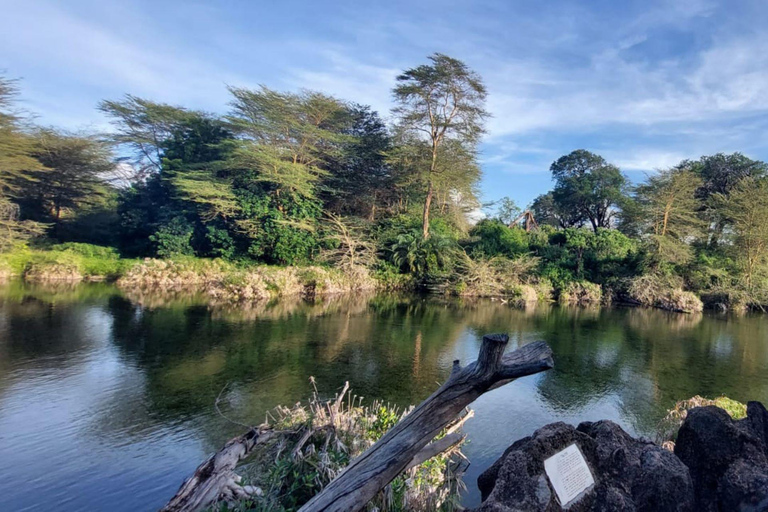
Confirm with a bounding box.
[299,335,554,512]
[404,432,464,472]
[160,427,274,512]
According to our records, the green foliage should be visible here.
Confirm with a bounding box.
[532,227,638,291]
[0,243,136,279]
[392,53,487,239]
[468,219,528,258]
[388,229,460,276]
[549,150,629,232]
[150,217,195,258]
[17,129,114,232]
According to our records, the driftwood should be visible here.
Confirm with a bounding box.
[161,426,275,512]
[299,335,553,512]
[160,334,553,512]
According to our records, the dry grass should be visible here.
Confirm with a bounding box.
[559,281,602,306]
[627,274,703,313]
[118,259,379,306]
[656,395,747,449]
[457,256,544,301]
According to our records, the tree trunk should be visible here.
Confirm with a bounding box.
[298,336,553,512]
[160,427,275,512]
[422,179,433,240]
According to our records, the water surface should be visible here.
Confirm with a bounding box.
[1,282,767,511]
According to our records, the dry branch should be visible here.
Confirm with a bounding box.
[299,335,553,512]
[161,427,274,512]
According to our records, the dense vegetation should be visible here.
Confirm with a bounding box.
[2,54,768,312]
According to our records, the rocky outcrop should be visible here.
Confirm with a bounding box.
[674,402,768,511]
[475,420,694,511]
[476,403,768,511]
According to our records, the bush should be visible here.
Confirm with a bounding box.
[467,219,528,258]
[150,217,195,258]
[627,274,703,313]
[222,382,465,512]
[387,230,460,276]
[559,281,602,305]
[656,395,747,446]
[457,255,541,298]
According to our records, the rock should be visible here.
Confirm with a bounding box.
[674,403,768,511]
[475,420,694,512]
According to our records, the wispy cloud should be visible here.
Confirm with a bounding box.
[2,0,768,206]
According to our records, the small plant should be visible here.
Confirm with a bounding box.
[656,395,747,448]
[214,380,467,512]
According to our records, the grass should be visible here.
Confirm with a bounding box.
[656,395,747,447]
[118,258,380,305]
[627,273,703,313]
[213,380,466,512]
[0,243,138,281]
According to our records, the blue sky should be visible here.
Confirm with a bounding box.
[2,0,768,207]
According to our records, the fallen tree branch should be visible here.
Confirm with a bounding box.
[161,426,275,512]
[405,432,465,472]
[299,335,553,512]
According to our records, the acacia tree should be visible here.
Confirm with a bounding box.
[392,53,488,239]
[632,163,704,266]
[550,150,628,232]
[99,95,192,182]
[692,153,768,248]
[716,177,768,292]
[226,86,350,263]
[20,129,114,233]
[0,76,46,248]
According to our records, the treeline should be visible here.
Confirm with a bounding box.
[1,54,768,311]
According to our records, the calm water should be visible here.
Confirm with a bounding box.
[1,282,768,511]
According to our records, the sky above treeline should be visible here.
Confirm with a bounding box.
[2,0,768,207]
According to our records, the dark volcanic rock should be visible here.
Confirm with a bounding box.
[475,420,694,512]
[674,402,768,511]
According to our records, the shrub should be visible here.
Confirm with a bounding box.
[458,255,541,298]
[627,274,703,313]
[388,230,460,276]
[220,382,465,512]
[656,395,747,447]
[467,219,528,258]
[150,217,195,258]
[559,281,602,305]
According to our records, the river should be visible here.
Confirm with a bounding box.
[1,281,767,511]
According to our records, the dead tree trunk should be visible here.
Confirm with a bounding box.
[160,427,274,512]
[299,335,553,512]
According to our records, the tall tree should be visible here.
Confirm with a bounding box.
[19,129,114,234]
[550,150,628,232]
[392,53,488,239]
[632,163,704,266]
[692,153,768,248]
[99,95,191,182]
[323,105,392,220]
[226,86,349,264]
[716,177,768,291]
[0,76,46,248]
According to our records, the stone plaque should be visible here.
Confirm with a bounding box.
[544,443,595,507]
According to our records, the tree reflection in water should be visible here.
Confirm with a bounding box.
[1,281,768,511]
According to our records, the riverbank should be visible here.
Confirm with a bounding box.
[0,244,755,314]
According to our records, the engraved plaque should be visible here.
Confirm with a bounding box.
[543,443,595,507]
